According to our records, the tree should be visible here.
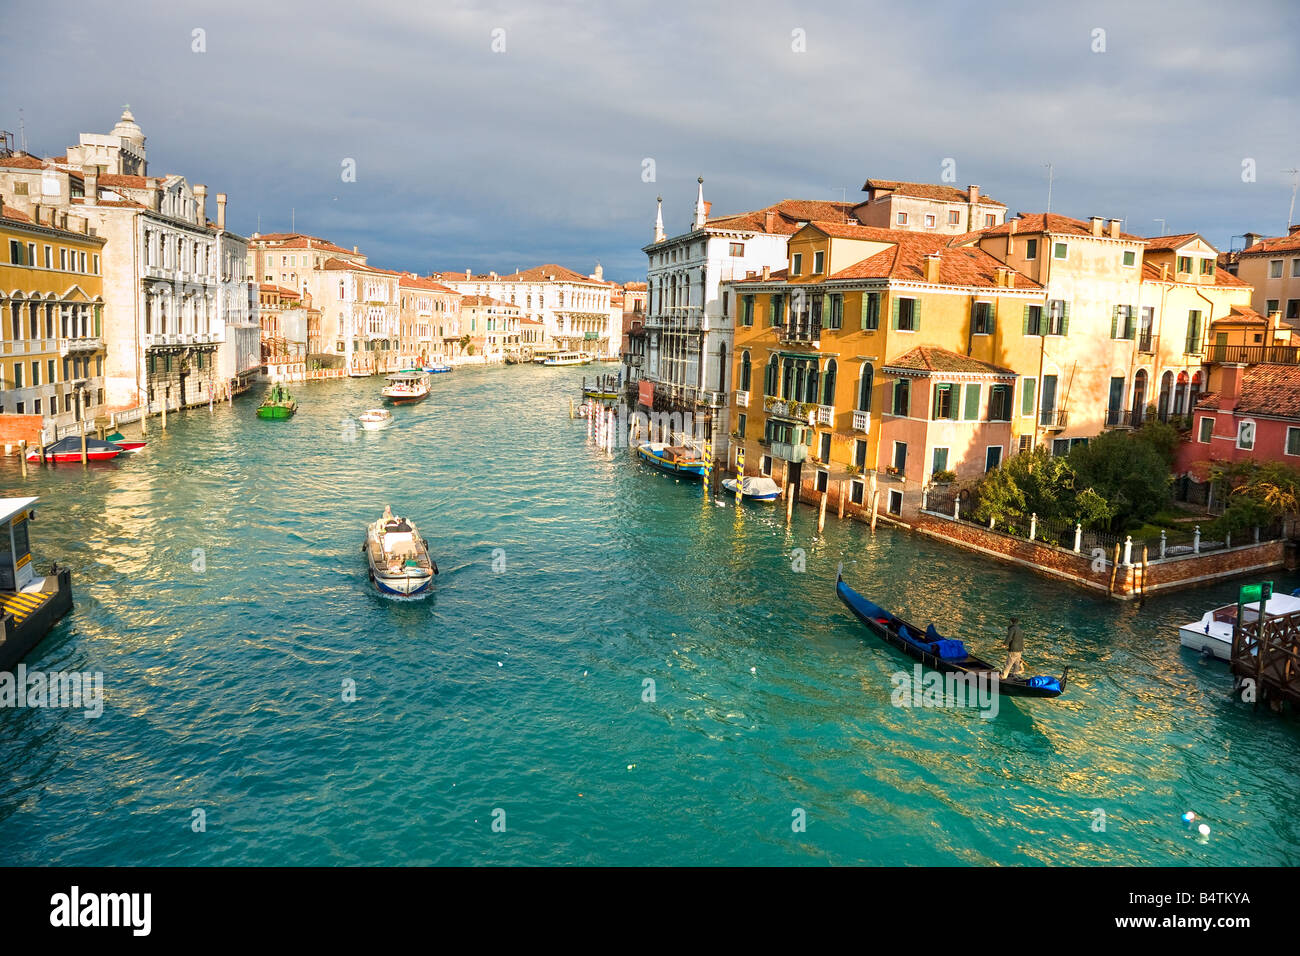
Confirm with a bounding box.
[1068,430,1171,531]
[1133,420,1180,469]
[972,447,1085,528]
[1208,460,1300,535]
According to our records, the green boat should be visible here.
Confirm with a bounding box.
[256,383,298,420]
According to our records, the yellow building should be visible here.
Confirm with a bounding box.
[1,201,106,441]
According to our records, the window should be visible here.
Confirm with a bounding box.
[892,379,910,416]
[850,480,864,504]
[985,446,1003,471]
[813,250,825,274]
[1287,300,1300,321]
[1292,259,1300,278]
[1199,417,1214,444]
[924,214,936,228]
[9,239,22,264]
[742,295,754,327]
[1052,438,1071,456]
[1113,305,1136,339]
[893,297,919,332]
[1185,310,1202,354]
[1053,242,1067,260]
[1021,377,1036,417]
[43,245,52,268]
[815,468,829,492]
[896,212,908,226]
[1046,299,1068,335]
[13,363,22,388]
[1178,256,1193,274]
[60,248,68,270]
[791,253,802,276]
[1200,258,1214,275]
[1025,238,1038,260]
[1236,421,1256,450]
[933,383,957,420]
[729,242,744,256]
[892,441,907,472]
[1287,426,1300,456]
[1122,250,1136,267]
[984,214,996,228]
[1023,304,1043,336]
[828,294,843,330]
[888,489,903,516]
[861,292,881,330]
[1267,299,1280,315]
[971,301,994,335]
[722,291,730,317]
[93,254,99,274]
[1269,260,1283,279]
[857,365,874,412]
[948,210,961,225]
[932,447,949,475]
[771,294,785,326]
[854,438,867,468]
[988,384,1011,421]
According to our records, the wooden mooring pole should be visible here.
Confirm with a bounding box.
[818,490,827,534]
[870,489,880,533]
[1108,542,1121,596]
[837,480,846,520]
[18,440,27,478]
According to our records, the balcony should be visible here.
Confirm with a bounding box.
[1207,344,1300,365]
[1040,408,1068,430]
[771,441,808,463]
[1137,331,1153,353]
[60,336,103,355]
[735,389,749,408]
[815,404,834,426]
[777,317,821,347]
[1104,408,1145,429]
[764,395,816,423]
[852,409,870,432]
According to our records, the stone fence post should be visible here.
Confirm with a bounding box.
[1074,524,1082,553]
[1029,513,1037,541]
[1160,530,1167,559]
[1123,535,1132,565]
[1193,526,1201,554]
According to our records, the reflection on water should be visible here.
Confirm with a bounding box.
[0,364,1298,865]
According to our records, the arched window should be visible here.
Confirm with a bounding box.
[857,364,874,411]
[822,359,837,406]
[1131,368,1148,424]
[805,362,819,405]
[1174,370,1190,416]
[782,357,795,398]
[765,355,779,396]
[1157,370,1174,422]
[740,350,751,392]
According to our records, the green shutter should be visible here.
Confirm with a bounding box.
[1111,305,1119,340]
[1022,378,1036,416]
[1023,304,1031,335]
[913,298,922,332]
[859,293,869,330]
[964,383,980,420]
[1061,301,1069,336]
[987,305,995,337]
[933,384,941,420]
[891,297,900,330]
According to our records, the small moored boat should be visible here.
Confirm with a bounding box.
[635,442,707,479]
[543,351,590,366]
[26,436,123,463]
[256,383,297,419]
[104,430,147,453]
[422,362,453,374]
[722,475,781,501]
[381,371,429,405]
[364,509,437,596]
[358,408,393,431]
[836,573,1069,698]
[1177,588,1300,661]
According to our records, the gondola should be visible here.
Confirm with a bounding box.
[835,572,1068,698]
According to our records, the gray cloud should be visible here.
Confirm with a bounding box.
[2,0,1297,282]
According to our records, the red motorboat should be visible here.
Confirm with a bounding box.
[26,437,124,463]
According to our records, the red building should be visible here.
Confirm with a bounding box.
[1176,363,1300,474]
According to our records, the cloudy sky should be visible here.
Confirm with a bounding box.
[3,0,1298,282]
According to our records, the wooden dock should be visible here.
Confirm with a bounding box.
[1232,606,1300,711]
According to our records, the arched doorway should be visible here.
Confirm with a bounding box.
[857,364,874,410]
[1174,370,1190,416]
[740,350,751,393]
[822,358,837,407]
[1158,370,1173,422]
[1131,369,1147,425]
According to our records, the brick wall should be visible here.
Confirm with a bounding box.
[0,414,45,447]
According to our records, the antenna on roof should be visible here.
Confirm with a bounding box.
[1042,162,1054,213]
[18,107,25,153]
[1154,218,1167,237]
[1284,168,1299,229]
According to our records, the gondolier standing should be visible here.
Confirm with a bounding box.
[1001,617,1025,679]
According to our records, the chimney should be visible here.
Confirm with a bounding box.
[194,184,207,224]
[216,192,227,230]
[1289,224,1300,235]
[925,253,942,283]
[1008,218,1018,234]
[1109,219,1122,238]
[968,185,980,206]
[84,167,98,206]
[1243,232,1262,249]
[1005,270,1016,288]
[761,264,771,280]
[33,202,42,224]
[1161,263,1170,281]
[1218,364,1247,412]
[149,184,161,211]
[1090,216,1104,236]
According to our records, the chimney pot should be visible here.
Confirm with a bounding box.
[1090,216,1104,236]
[764,210,777,232]
[194,184,207,225]
[925,253,942,283]
[968,185,980,206]
[1109,219,1121,238]
[761,265,771,280]
[216,192,227,230]
[1008,219,1018,235]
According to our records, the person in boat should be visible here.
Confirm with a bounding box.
[1001,617,1026,679]
[382,505,394,521]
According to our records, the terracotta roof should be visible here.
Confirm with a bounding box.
[724,268,790,285]
[70,197,148,209]
[520,317,545,325]
[1139,261,1250,287]
[1239,230,1300,257]
[97,173,155,189]
[0,153,48,170]
[461,295,519,308]
[1141,232,1202,252]
[1210,305,1268,326]
[399,273,459,293]
[252,234,358,256]
[258,283,301,297]
[622,281,647,290]
[882,347,1016,377]
[1195,364,1300,419]
[0,202,31,222]
[321,257,390,274]
[982,212,1144,241]
[827,234,1042,289]
[702,199,857,236]
[435,264,600,284]
[861,179,1005,207]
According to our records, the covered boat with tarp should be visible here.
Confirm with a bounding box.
[722,475,781,501]
[104,430,146,452]
[835,572,1068,698]
[635,442,707,479]
[364,510,437,597]
[26,436,123,463]
[256,383,298,419]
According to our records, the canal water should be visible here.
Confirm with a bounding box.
[1,364,1297,866]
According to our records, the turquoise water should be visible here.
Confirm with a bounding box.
[1,364,1298,866]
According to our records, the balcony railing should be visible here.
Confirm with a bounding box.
[816,404,833,426]
[1207,344,1300,365]
[1040,408,1068,429]
[771,441,808,463]
[852,409,870,432]
[778,316,821,346]
[735,389,749,408]
[1137,331,1153,353]
[60,336,103,354]
[1104,408,1145,429]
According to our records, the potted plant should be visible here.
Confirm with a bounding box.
[930,469,957,485]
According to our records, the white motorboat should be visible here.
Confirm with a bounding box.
[722,475,782,501]
[358,408,393,430]
[381,371,429,405]
[1177,590,1300,661]
[543,351,590,366]
[364,511,437,597]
